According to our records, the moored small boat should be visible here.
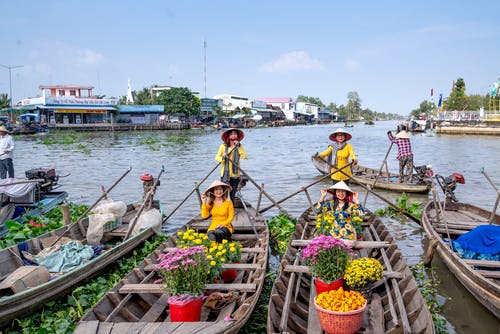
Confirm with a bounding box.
[311,158,432,194]
[0,172,163,328]
[267,208,435,333]
[75,201,269,333]
[422,200,500,319]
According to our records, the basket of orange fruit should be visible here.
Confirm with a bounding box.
[314,286,366,334]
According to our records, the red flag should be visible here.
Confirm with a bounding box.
[431,88,434,97]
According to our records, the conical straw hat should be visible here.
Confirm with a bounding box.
[329,128,352,142]
[325,180,354,194]
[204,180,232,196]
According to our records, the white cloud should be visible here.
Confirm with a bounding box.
[345,58,361,71]
[258,51,325,74]
[76,48,104,66]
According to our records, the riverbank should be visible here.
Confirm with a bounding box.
[434,120,500,135]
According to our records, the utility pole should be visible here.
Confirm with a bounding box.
[0,64,24,107]
[203,38,207,98]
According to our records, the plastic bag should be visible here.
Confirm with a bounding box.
[132,208,162,235]
[92,200,127,218]
[87,212,116,245]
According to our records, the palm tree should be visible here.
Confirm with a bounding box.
[0,93,10,110]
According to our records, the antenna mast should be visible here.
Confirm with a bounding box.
[204,38,207,98]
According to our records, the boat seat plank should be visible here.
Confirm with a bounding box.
[291,239,390,249]
[160,247,266,254]
[103,225,130,237]
[434,228,469,235]
[455,210,489,222]
[73,321,99,334]
[119,283,256,294]
[464,259,500,268]
[476,270,500,279]
[139,294,169,322]
[282,265,404,280]
[144,262,261,273]
[307,278,322,334]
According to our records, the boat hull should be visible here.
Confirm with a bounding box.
[422,201,500,319]
[311,158,431,194]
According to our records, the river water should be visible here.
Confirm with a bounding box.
[13,121,499,333]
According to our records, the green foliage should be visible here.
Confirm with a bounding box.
[375,193,422,219]
[3,234,167,333]
[0,203,89,250]
[410,262,449,333]
[240,271,276,334]
[346,91,361,119]
[296,95,325,107]
[0,93,10,109]
[267,213,297,255]
[410,100,435,120]
[154,87,200,116]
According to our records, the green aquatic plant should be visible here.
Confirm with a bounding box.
[268,213,297,255]
[375,193,423,219]
[410,262,449,334]
[3,234,167,333]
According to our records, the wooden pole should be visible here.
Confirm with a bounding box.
[480,168,500,224]
[47,167,133,248]
[162,146,239,223]
[123,167,164,240]
[61,203,70,225]
[362,142,393,206]
[259,161,354,214]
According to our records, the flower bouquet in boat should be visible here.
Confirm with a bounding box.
[155,245,211,322]
[301,235,352,293]
[344,257,384,298]
[176,228,242,282]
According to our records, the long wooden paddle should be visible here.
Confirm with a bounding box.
[362,142,393,206]
[47,167,133,248]
[162,145,239,223]
[480,168,500,224]
[258,161,354,214]
[123,167,164,240]
[333,166,422,224]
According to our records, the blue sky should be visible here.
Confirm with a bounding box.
[1,1,499,115]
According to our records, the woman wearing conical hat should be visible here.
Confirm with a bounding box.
[201,180,234,243]
[313,128,357,185]
[215,128,247,201]
[314,181,365,240]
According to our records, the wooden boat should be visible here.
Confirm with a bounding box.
[0,171,69,236]
[268,208,435,333]
[311,158,431,194]
[75,201,269,333]
[0,176,162,328]
[422,200,500,318]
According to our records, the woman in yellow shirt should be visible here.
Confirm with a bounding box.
[215,128,246,201]
[314,128,357,185]
[201,180,234,243]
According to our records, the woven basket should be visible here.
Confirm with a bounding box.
[314,299,366,334]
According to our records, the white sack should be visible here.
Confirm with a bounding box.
[87,212,116,245]
[133,209,162,235]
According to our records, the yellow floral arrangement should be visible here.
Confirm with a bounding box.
[343,257,383,289]
[176,228,242,279]
[315,287,366,312]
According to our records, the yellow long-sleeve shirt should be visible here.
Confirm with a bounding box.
[201,199,235,233]
[318,144,356,181]
[215,144,247,178]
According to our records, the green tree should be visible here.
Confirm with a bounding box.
[154,87,200,117]
[410,100,435,119]
[134,88,154,105]
[446,78,467,111]
[0,93,10,109]
[346,91,361,120]
[296,95,325,107]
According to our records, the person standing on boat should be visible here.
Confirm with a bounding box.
[0,126,15,179]
[215,128,246,201]
[315,181,365,240]
[201,180,234,243]
[314,128,357,185]
[387,129,413,183]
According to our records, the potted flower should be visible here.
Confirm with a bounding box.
[344,257,383,296]
[176,229,242,282]
[155,245,211,322]
[301,235,352,294]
